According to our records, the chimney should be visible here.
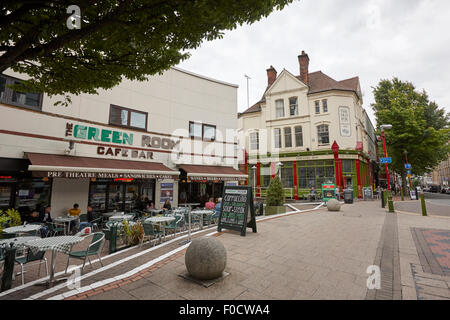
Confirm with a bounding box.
[298,50,309,85]
[266,65,277,87]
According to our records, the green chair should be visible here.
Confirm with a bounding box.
[140,223,163,248]
[79,214,88,223]
[165,216,184,238]
[65,232,105,273]
[46,222,64,237]
[15,249,48,285]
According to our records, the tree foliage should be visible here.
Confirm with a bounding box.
[372,78,449,181]
[266,176,284,206]
[0,0,293,101]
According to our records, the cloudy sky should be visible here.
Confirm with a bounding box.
[178,0,450,125]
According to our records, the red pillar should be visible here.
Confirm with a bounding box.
[271,162,276,178]
[256,162,261,197]
[244,149,248,185]
[339,159,344,190]
[332,141,341,190]
[293,162,299,200]
[356,157,362,198]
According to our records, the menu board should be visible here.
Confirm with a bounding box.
[217,186,257,237]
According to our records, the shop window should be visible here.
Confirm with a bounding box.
[250,132,259,150]
[317,124,329,145]
[109,105,147,130]
[281,166,294,188]
[284,127,292,148]
[89,184,107,212]
[289,97,298,116]
[0,75,43,111]
[274,128,281,148]
[16,179,52,213]
[0,185,12,210]
[276,99,284,118]
[109,184,124,211]
[295,126,303,147]
[343,159,352,173]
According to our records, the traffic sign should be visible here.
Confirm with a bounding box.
[406,170,411,175]
[380,157,392,164]
[405,164,412,169]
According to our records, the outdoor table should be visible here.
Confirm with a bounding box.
[145,216,175,240]
[109,214,134,222]
[54,216,78,235]
[148,209,163,216]
[2,224,41,236]
[102,211,124,218]
[190,210,215,230]
[0,236,40,249]
[178,203,200,244]
[23,235,85,287]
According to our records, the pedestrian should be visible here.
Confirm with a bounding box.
[38,205,52,237]
[205,197,216,210]
[162,198,172,211]
[335,187,340,200]
[79,205,94,231]
[213,198,222,222]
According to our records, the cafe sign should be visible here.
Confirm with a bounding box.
[65,122,180,160]
[33,171,176,179]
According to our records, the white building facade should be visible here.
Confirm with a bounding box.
[238,51,378,199]
[0,67,245,217]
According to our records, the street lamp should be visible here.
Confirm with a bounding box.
[380,124,392,191]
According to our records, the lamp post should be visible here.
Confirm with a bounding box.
[380,124,392,191]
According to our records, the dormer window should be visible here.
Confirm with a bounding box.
[276,99,284,118]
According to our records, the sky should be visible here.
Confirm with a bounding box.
[178,0,450,126]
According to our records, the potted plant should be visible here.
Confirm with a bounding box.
[265,176,286,215]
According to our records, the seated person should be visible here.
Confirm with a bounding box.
[309,187,317,201]
[68,203,81,232]
[37,205,52,237]
[162,199,172,211]
[79,206,94,231]
[205,197,216,210]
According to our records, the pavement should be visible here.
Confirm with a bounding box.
[394,192,450,217]
[2,199,450,300]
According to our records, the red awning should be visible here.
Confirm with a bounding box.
[26,152,178,179]
[179,164,247,181]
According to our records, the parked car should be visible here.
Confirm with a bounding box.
[429,185,441,193]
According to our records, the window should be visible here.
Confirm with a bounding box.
[281,163,294,188]
[276,99,285,118]
[295,126,303,147]
[315,101,320,114]
[250,132,259,150]
[317,125,329,145]
[284,127,292,148]
[109,105,147,130]
[274,128,281,148]
[322,99,328,113]
[289,97,298,116]
[189,122,216,141]
[0,75,43,111]
[203,124,216,141]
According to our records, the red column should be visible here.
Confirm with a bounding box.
[271,162,276,178]
[332,141,341,190]
[338,159,344,191]
[356,157,362,198]
[244,150,248,185]
[256,162,261,197]
[293,162,299,200]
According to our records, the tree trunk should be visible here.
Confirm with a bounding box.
[401,171,408,195]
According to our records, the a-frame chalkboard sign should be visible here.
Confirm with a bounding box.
[217,186,257,237]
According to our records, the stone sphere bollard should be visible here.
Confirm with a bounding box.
[185,237,227,280]
[327,198,341,211]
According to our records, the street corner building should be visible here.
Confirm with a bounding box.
[238,51,378,200]
[0,67,246,218]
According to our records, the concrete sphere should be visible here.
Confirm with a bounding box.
[185,237,227,280]
[327,199,341,211]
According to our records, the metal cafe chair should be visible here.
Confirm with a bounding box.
[14,249,48,285]
[65,232,105,273]
[140,222,163,248]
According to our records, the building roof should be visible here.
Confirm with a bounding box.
[239,71,360,116]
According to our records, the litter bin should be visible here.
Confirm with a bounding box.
[343,189,354,204]
[255,202,264,216]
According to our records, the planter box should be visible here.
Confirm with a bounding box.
[265,206,286,216]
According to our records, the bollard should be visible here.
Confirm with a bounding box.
[415,187,420,201]
[109,224,117,254]
[381,190,385,208]
[387,192,395,213]
[1,245,17,292]
[420,193,427,216]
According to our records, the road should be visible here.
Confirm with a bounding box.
[394,192,450,217]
